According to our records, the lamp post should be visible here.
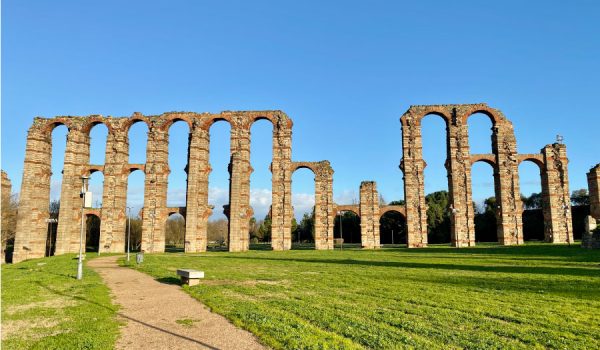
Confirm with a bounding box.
[338,211,344,250]
[127,207,132,262]
[77,175,89,280]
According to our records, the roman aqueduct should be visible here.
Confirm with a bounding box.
[10,103,593,263]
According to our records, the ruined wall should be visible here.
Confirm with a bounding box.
[2,170,13,263]
[540,144,573,243]
[359,181,380,249]
[399,104,561,247]
[588,164,600,221]
[13,110,306,262]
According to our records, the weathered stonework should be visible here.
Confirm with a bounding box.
[581,215,599,249]
[1,170,10,206]
[400,104,571,247]
[12,103,576,262]
[13,111,306,262]
[588,164,600,221]
[359,181,380,249]
[336,181,406,248]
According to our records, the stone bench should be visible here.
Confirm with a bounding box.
[176,269,205,286]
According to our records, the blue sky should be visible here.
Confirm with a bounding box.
[2,0,599,220]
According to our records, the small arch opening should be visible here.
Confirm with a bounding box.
[292,167,316,249]
[85,214,101,252]
[468,112,494,154]
[379,210,406,246]
[472,161,499,243]
[165,213,185,252]
[89,123,108,165]
[334,211,361,245]
[128,121,149,164]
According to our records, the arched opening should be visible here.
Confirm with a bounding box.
[334,211,361,245]
[88,171,104,208]
[292,167,316,248]
[165,212,185,252]
[128,121,148,164]
[249,119,273,248]
[166,121,190,208]
[467,112,494,154]
[89,123,108,165]
[472,161,498,243]
[421,114,451,244]
[85,214,101,252]
[519,160,544,241]
[379,211,407,246]
[46,124,69,257]
[207,120,231,250]
[126,170,145,252]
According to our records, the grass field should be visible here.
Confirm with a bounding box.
[1,254,120,350]
[123,243,600,350]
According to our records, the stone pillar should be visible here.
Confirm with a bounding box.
[184,121,211,252]
[400,117,428,248]
[314,161,334,250]
[588,164,600,220]
[55,126,91,255]
[141,123,169,253]
[492,121,523,245]
[99,124,128,253]
[270,114,293,251]
[13,126,53,262]
[540,143,573,243]
[582,216,599,249]
[447,114,476,247]
[228,117,252,252]
[359,181,380,249]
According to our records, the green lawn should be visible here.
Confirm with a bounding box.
[123,243,600,350]
[1,254,120,350]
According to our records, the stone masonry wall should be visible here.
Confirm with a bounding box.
[359,181,380,249]
[588,164,600,221]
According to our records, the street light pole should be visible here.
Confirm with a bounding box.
[127,207,132,262]
[77,175,89,280]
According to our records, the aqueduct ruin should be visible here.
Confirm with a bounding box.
[10,103,578,262]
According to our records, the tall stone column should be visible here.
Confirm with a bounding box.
[141,123,169,253]
[13,124,53,262]
[588,164,600,221]
[400,118,428,248]
[359,181,380,249]
[492,121,523,245]
[541,143,573,243]
[55,126,91,254]
[184,121,211,252]
[228,118,252,252]
[99,124,128,253]
[447,115,476,247]
[314,161,334,250]
[270,114,293,251]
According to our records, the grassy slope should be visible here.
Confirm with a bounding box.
[124,244,600,350]
[1,254,120,350]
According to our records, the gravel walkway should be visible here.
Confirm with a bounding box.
[88,255,267,350]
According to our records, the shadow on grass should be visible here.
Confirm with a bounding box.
[218,255,600,278]
[156,276,181,285]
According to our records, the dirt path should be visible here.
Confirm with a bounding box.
[88,255,267,350]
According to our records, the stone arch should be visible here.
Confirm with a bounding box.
[291,162,318,175]
[379,205,406,218]
[81,118,114,135]
[123,114,151,134]
[517,155,544,170]
[41,119,72,134]
[458,105,505,126]
[156,113,195,131]
[336,205,359,217]
[470,156,497,167]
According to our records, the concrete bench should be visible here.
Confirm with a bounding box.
[176,269,205,286]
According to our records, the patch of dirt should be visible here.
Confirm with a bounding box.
[88,256,267,350]
[1,318,62,341]
[6,298,78,315]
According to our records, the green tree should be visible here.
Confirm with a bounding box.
[257,214,272,242]
[571,188,590,206]
[297,209,315,242]
[425,191,451,244]
[522,192,542,210]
